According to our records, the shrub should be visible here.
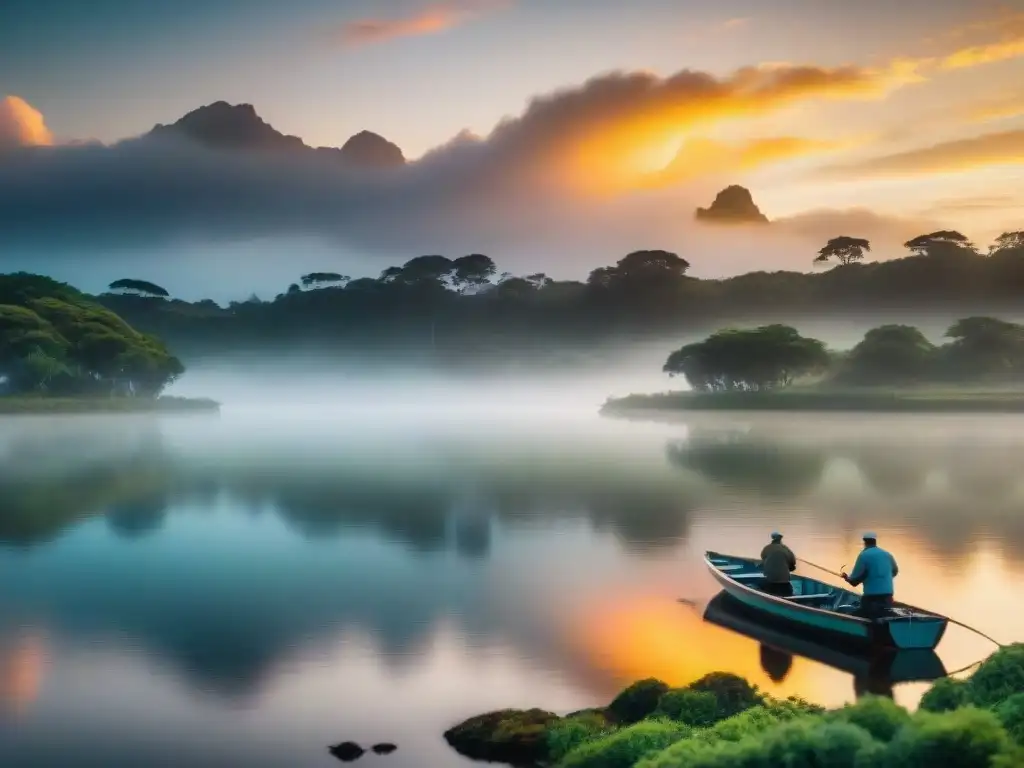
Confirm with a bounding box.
[638,717,880,768]
[995,692,1024,746]
[966,643,1024,708]
[558,718,690,768]
[607,678,671,724]
[686,672,762,719]
[919,676,970,713]
[830,695,911,742]
[656,689,721,727]
[548,712,615,763]
[882,707,1014,767]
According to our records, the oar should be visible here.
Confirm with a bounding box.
[797,557,1007,648]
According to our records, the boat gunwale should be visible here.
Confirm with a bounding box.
[703,551,945,627]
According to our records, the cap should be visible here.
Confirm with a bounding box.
[771,531,783,539]
[862,531,877,540]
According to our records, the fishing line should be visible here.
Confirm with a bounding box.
[796,557,1007,649]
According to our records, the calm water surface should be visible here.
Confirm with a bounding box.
[1,408,1023,767]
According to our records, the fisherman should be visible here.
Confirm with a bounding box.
[759,531,796,597]
[841,532,899,619]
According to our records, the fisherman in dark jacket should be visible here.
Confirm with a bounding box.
[760,531,797,597]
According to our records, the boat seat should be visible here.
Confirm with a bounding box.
[732,573,763,580]
[717,564,745,571]
[787,593,832,601]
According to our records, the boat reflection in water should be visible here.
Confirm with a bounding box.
[702,593,948,700]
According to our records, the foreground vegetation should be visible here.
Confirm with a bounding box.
[445,644,1024,767]
[0,273,191,400]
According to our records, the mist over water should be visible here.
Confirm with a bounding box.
[2,374,1024,767]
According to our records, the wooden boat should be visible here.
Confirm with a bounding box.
[704,551,948,651]
[702,592,948,689]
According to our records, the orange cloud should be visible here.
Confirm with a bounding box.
[641,135,841,188]
[547,64,899,193]
[0,95,53,149]
[940,12,1024,70]
[823,129,1024,178]
[966,92,1024,123]
[338,0,506,48]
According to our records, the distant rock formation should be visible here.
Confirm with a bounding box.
[695,185,770,225]
[149,102,306,152]
[148,102,406,169]
[338,130,405,169]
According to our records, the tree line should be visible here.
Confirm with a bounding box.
[8,228,1024,364]
[664,316,1024,391]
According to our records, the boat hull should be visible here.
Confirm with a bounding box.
[704,551,947,651]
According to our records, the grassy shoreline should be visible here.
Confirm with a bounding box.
[0,395,221,415]
[602,389,1024,415]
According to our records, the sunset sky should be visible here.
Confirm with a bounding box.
[0,0,1022,297]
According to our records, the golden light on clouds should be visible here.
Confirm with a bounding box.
[826,129,1024,178]
[966,92,1024,123]
[940,12,1024,71]
[338,0,506,48]
[0,95,53,149]
[554,64,897,193]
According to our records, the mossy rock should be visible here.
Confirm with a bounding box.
[607,678,670,724]
[443,708,558,764]
[686,672,762,719]
[547,711,617,764]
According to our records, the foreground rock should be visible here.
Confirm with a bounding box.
[443,708,558,764]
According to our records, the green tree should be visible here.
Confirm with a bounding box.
[904,230,976,258]
[839,325,937,384]
[941,316,1024,381]
[663,325,829,392]
[451,254,497,293]
[108,278,170,298]
[814,236,870,266]
[300,272,348,289]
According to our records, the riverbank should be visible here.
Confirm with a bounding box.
[444,644,1024,767]
[601,388,1024,416]
[0,395,221,415]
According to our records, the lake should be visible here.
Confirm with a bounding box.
[1,407,1023,767]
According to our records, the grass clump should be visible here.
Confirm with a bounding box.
[558,718,689,768]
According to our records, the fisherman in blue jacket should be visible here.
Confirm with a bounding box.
[841,532,899,619]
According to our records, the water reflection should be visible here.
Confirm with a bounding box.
[702,593,947,700]
[0,412,1023,766]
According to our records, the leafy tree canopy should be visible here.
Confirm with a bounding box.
[815,236,871,266]
[109,278,170,298]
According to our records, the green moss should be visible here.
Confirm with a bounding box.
[443,708,559,765]
[557,718,690,768]
[547,712,616,764]
[965,643,1024,708]
[919,676,970,713]
[829,696,910,742]
[607,678,671,724]
[995,693,1024,746]
[884,707,1014,767]
[685,672,763,720]
[655,689,720,727]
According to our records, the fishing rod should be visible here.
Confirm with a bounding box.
[796,557,1007,649]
